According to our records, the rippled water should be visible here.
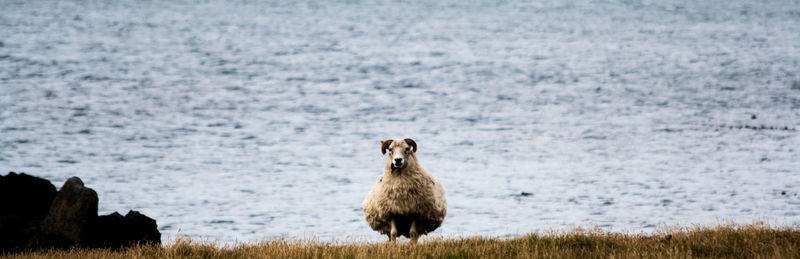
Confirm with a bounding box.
[2,0,799,243]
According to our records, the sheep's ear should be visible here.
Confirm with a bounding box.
[404,138,417,153]
[380,139,393,155]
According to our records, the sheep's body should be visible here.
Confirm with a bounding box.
[362,139,446,242]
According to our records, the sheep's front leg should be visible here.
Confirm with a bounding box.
[409,219,419,244]
[389,218,397,242]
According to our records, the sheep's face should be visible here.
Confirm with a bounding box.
[381,138,417,171]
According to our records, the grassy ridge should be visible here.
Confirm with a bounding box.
[5,223,799,258]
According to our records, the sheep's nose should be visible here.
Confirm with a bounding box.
[394,158,403,164]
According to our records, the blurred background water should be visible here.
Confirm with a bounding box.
[1,0,799,243]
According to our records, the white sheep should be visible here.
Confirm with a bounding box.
[362,138,447,243]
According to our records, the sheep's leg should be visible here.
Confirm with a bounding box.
[409,219,419,244]
[389,218,397,242]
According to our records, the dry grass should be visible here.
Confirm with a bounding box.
[4,223,799,258]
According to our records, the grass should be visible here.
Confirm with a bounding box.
[4,223,799,258]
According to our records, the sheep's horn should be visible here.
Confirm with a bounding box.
[404,138,417,152]
[381,139,393,155]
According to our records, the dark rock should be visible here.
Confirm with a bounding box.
[0,172,57,218]
[1,173,161,253]
[40,177,99,245]
[0,172,57,252]
[88,211,161,249]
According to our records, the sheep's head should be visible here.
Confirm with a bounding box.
[381,138,417,171]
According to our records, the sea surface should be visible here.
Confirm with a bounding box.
[2,0,799,243]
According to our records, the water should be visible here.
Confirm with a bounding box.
[1,0,799,243]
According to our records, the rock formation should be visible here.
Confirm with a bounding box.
[87,210,162,249]
[0,172,57,251]
[0,172,161,253]
[40,177,99,245]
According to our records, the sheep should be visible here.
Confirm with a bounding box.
[362,138,447,243]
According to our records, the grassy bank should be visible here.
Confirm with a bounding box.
[5,223,799,258]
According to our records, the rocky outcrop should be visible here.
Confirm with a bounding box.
[0,172,161,253]
[87,211,162,249]
[0,172,57,251]
[40,177,99,244]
